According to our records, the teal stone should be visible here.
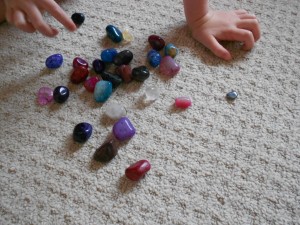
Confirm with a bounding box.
[106,25,123,43]
[164,43,178,58]
[94,80,113,103]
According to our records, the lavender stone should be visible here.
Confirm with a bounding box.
[112,117,136,141]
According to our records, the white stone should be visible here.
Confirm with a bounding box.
[105,102,126,120]
[144,86,160,101]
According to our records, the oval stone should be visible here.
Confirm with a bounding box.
[113,50,133,66]
[71,12,85,26]
[115,65,132,83]
[53,86,69,103]
[175,96,192,109]
[93,140,118,163]
[73,122,93,143]
[148,35,165,51]
[70,66,89,84]
[226,91,238,100]
[132,66,150,82]
[106,25,123,43]
[164,43,178,58]
[125,160,151,181]
[147,49,161,67]
[94,80,113,103]
[100,71,123,89]
[45,54,63,69]
[92,59,106,74]
[101,48,118,63]
[84,76,101,92]
[159,56,180,77]
[73,57,88,69]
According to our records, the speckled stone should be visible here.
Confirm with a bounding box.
[45,54,63,69]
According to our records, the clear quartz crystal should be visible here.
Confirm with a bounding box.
[105,102,126,120]
[122,29,134,44]
[144,86,160,101]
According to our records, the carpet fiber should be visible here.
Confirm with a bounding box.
[0,0,299,224]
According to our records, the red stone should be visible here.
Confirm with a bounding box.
[84,76,101,92]
[71,66,89,84]
[148,35,165,51]
[175,97,192,109]
[73,57,89,69]
[125,160,151,181]
[115,65,132,83]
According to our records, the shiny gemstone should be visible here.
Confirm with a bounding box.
[73,122,93,143]
[73,57,88,69]
[84,76,101,92]
[92,59,106,74]
[70,66,89,84]
[94,80,112,103]
[145,86,160,101]
[53,86,69,103]
[101,48,118,63]
[115,65,132,83]
[159,56,180,77]
[105,102,126,120]
[132,66,150,82]
[113,50,133,66]
[226,91,238,100]
[45,54,63,69]
[37,87,53,105]
[164,43,178,58]
[106,25,123,43]
[94,140,118,162]
[147,49,161,67]
[71,13,85,26]
[100,71,123,89]
[125,160,151,181]
[175,96,192,109]
[148,35,165,51]
[112,117,136,141]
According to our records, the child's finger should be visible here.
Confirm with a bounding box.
[12,9,36,33]
[228,29,255,50]
[41,0,76,32]
[234,9,248,15]
[237,19,261,41]
[238,14,257,20]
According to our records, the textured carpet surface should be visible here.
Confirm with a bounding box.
[0,0,299,224]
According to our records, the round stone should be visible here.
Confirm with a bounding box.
[148,35,165,51]
[37,87,53,105]
[73,122,93,143]
[147,49,161,68]
[164,43,178,58]
[125,160,151,181]
[175,96,192,109]
[113,50,133,66]
[92,59,106,74]
[70,66,89,84]
[101,48,118,63]
[45,54,63,69]
[226,91,238,100]
[106,25,123,43]
[132,66,150,82]
[145,86,160,101]
[71,13,85,26]
[84,76,101,92]
[94,140,118,162]
[105,102,126,120]
[73,57,88,69]
[94,80,113,103]
[159,56,180,77]
[53,86,69,103]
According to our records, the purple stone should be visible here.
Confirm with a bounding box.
[37,87,53,105]
[45,54,63,69]
[159,56,180,77]
[112,117,136,141]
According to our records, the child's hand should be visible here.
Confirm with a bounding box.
[4,0,77,37]
[189,10,260,60]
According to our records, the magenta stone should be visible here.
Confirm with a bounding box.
[175,97,192,109]
[73,57,89,69]
[84,76,101,92]
[159,56,180,77]
[112,117,136,141]
[37,87,53,105]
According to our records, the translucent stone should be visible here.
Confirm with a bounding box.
[175,96,192,109]
[105,102,126,120]
[37,87,53,105]
[122,30,134,44]
[144,86,160,101]
[159,56,180,77]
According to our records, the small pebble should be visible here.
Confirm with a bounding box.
[73,122,93,143]
[164,43,178,58]
[70,66,89,84]
[92,59,106,74]
[100,71,123,89]
[73,57,88,69]
[94,80,112,103]
[226,90,238,100]
[115,65,132,83]
[175,96,192,109]
[113,50,133,66]
[37,87,53,105]
[145,86,160,101]
[84,76,101,92]
[105,102,126,120]
[71,12,85,26]
[125,160,151,181]
[94,140,118,162]
[53,86,69,103]
[122,30,134,44]
[101,48,118,63]
[106,25,123,43]
[147,50,161,68]
[148,35,165,51]
[112,117,136,141]
[159,56,180,77]
[45,54,63,69]
[131,66,150,82]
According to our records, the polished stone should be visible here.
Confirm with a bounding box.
[84,76,101,92]
[148,35,165,51]
[159,56,180,77]
[101,48,118,63]
[70,66,89,84]
[45,54,63,69]
[125,160,151,181]
[132,66,150,82]
[115,65,132,83]
[175,96,192,109]
[164,43,178,58]
[226,91,238,100]
[73,122,93,143]
[145,86,160,101]
[37,87,53,105]
[92,59,106,74]
[105,102,126,120]
[71,13,85,26]
[94,140,118,162]
[94,80,112,103]
[73,57,88,69]
[112,117,136,141]
[53,86,69,103]
[147,50,161,68]
[113,50,133,66]
[100,71,123,89]
[106,25,123,43]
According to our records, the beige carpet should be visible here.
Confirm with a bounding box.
[0,0,299,224]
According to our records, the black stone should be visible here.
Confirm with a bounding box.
[71,13,85,26]
[100,71,123,89]
[94,140,118,162]
[73,122,93,143]
[92,59,106,74]
[113,50,133,66]
[131,66,150,82]
[53,86,69,103]
[226,90,238,100]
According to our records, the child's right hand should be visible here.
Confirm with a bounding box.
[4,0,77,37]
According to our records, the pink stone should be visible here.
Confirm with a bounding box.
[84,76,101,92]
[37,87,53,105]
[175,97,192,109]
[159,56,180,77]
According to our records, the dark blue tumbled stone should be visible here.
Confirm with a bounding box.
[53,86,69,103]
[73,122,93,143]
[101,48,118,63]
[113,50,133,66]
[132,66,150,82]
[92,59,106,74]
[45,54,63,69]
[106,25,123,43]
[147,50,161,67]
[226,90,238,100]
[71,13,85,26]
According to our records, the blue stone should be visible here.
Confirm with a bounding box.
[45,54,63,69]
[53,86,69,103]
[73,122,93,143]
[94,80,113,102]
[92,59,106,74]
[101,48,118,63]
[106,25,123,43]
[226,90,238,100]
[164,43,178,58]
[147,50,161,67]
